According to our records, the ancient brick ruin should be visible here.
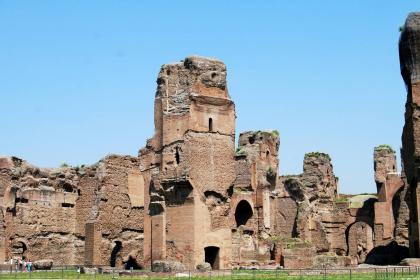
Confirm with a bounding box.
[1,12,420,270]
[400,12,420,259]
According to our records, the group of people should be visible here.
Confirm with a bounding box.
[8,257,33,272]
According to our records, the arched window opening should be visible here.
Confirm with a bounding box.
[204,246,220,270]
[110,241,122,267]
[175,147,180,165]
[235,200,253,227]
[266,150,270,157]
[209,118,213,132]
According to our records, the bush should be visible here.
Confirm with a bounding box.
[271,130,279,137]
[374,144,395,153]
[305,152,331,161]
[235,147,247,156]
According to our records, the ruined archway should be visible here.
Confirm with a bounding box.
[124,256,142,270]
[204,246,220,270]
[235,200,253,227]
[347,222,373,263]
[11,240,27,259]
[110,241,122,267]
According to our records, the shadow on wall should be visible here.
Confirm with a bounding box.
[365,241,409,265]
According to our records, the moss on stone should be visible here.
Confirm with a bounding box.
[374,144,395,153]
[235,147,247,156]
[304,152,331,161]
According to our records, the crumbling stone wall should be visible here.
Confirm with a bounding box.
[400,12,420,257]
[373,146,404,246]
[230,130,280,266]
[0,46,414,270]
[281,153,338,253]
[0,157,81,265]
[140,56,236,270]
[0,155,143,268]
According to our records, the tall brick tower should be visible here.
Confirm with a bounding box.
[140,56,236,269]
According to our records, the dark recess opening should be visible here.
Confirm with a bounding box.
[175,147,180,164]
[16,197,28,203]
[110,241,122,267]
[125,256,142,270]
[61,203,74,208]
[209,118,213,132]
[204,246,220,270]
[63,183,73,192]
[270,244,276,261]
[235,200,253,227]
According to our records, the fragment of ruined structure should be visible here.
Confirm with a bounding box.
[231,130,280,266]
[139,56,236,270]
[399,12,420,257]
[278,153,362,268]
[83,155,144,269]
[0,157,83,265]
[282,153,338,253]
[0,155,144,268]
[372,146,404,246]
[393,172,410,246]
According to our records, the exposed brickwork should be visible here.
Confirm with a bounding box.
[0,39,416,270]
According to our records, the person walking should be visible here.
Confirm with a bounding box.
[27,260,32,272]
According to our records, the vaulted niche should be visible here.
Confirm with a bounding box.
[235,200,253,227]
[161,181,193,205]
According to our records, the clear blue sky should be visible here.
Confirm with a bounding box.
[0,1,418,194]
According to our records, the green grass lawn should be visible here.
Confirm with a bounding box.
[0,269,420,280]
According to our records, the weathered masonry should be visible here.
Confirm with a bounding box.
[1,13,420,269]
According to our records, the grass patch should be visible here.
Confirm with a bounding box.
[3,269,420,280]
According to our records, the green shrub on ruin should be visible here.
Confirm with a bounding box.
[304,152,331,161]
[235,147,247,156]
[374,144,395,153]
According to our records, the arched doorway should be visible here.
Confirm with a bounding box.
[11,241,27,260]
[110,241,122,267]
[235,200,253,227]
[204,246,220,270]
